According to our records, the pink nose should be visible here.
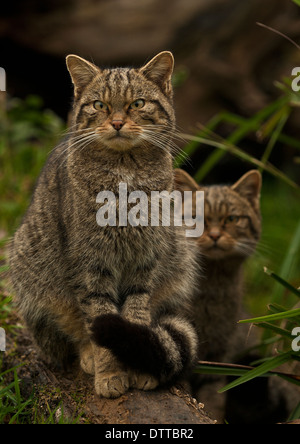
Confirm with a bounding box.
[209,229,221,241]
[112,120,124,131]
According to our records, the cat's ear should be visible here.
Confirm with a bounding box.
[141,51,174,96]
[66,55,100,98]
[174,169,200,192]
[232,170,262,211]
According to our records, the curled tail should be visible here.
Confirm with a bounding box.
[91,314,198,385]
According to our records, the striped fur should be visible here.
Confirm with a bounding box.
[91,313,198,385]
[8,53,199,398]
[174,168,262,362]
[174,169,262,417]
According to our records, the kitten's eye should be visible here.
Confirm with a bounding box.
[225,215,240,223]
[94,101,108,111]
[129,99,145,110]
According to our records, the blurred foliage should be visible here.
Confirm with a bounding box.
[175,77,300,188]
[0,95,65,234]
[180,71,300,412]
[176,74,300,309]
[195,271,300,422]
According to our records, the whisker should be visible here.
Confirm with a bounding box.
[141,127,193,167]
[234,240,258,257]
[47,128,94,157]
[53,122,193,171]
[56,131,99,169]
[65,128,92,136]
[76,134,100,156]
[60,125,92,137]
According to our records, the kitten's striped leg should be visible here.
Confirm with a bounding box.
[121,287,152,325]
[78,291,118,374]
[79,291,129,398]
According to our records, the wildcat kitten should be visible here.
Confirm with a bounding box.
[174,168,262,417]
[8,52,199,399]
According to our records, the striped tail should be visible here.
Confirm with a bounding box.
[91,314,198,385]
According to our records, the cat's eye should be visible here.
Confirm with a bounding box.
[129,99,145,110]
[225,215,240,223]
[94,100,109,111]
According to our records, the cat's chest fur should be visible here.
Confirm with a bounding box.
[192,259,244,359]
[60,147,174,271]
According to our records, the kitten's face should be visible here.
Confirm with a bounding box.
[199,184,261,259]
[174,169,262,260]
[66,52,175,153]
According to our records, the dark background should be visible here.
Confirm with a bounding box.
[1,0,300,181]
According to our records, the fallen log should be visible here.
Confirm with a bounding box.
[3,327,216,424]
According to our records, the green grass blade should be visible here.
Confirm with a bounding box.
[181,133,300,190]
[268,303,300,325]
[278,374,300,388]
[268,221,300,304]
[259,108,290,171]
[0,364,25,379]
[175,96,287,170]
[264,266,300,299]
[194,363,254,378]
[13,369,21,405]
[194,149,224,182]
[0,381,17,397]
[174,113,228,168]
[0,265,9,274]
[239,308,300,324]
[190,95,289,177]
[194,359,300,388]
[268,303,290,313]
[254,322,293,338]
[8,398,32,424]
[288,402,300,421]
[278,133,300,151]
[218,352,293,393]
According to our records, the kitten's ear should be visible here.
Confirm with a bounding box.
[174,169,200,192]
[232,170,262,211]
[141,51,174,96]
[66,55,100,98]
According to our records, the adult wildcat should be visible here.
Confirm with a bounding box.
[9,53,199,399]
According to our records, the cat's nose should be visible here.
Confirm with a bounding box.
[111,120,124,131]
[209,229,221,241]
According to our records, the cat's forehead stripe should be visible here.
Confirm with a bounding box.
[75,68,134,122]
[94,68,140,104]
[206,187,229,215]
[205,185,258,220]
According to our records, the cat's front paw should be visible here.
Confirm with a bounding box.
[95,372,129,398]
[130,372,159,391]
[79,343,95,375]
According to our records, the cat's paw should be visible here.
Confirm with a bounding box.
[79,343,95,375]
[130,372,159,391]
[95,372,129,398]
